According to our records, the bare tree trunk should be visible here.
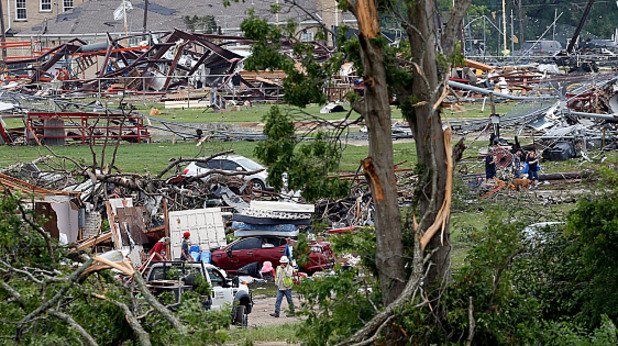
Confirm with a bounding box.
[353,0,406,305]
[405,0,450,290]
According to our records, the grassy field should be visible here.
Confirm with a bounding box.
[0,140,418,174]
[134,101,515,123]
[227,323,300,345]
[2,134,614,177]
[0,99,513,125]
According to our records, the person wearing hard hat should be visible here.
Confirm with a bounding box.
[180,232,191,261]
[270,256,295,318]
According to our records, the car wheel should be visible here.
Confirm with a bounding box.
[233,304,247,327]
[251,179,266,191]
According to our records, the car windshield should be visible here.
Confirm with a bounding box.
[235,157,264,171]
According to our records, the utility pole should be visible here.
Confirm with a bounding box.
[497,18,501,56]
[510,9,515,53]
[123,0,129,38]
[566,0,595,53]
[552,8,558,41]
[517,0,524,45]
[483,15,486,60]
[143,0,148,33]
[502,0,508,55]
[0,0,7,59]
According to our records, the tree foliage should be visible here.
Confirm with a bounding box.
[0,192,231,345]
[296,267,382,345]
[183,15,218,33]
[254,106,350,201]
[0,193,58,267]
[241,13,345,107]
[469,0,618,53]
[295,178,618,344]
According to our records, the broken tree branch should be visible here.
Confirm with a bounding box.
[92,293,151,346]
[49,309,99,346]
[339,236,435,345]
[420,127,453,251]
[185,168,264,183]
[466,296,475,346]
[0,281,24,307]
[362,157,384,202]
[356,0,380,38]
[156,150,233,179]
[2,281,96,346]
[16,258,93,340]
[349,315,396,346]
[132,272,186,333]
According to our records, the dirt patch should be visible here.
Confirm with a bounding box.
[249,295,303,328]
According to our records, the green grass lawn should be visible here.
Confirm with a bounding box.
[227,323,300,345]
[1,117,26,128]
[0,140,418,174]
[3,133,614,177]
[441,101,515,121]
[134,103,366,123]
[130,101,513,123]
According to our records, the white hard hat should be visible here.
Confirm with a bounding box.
[279,256,289,264]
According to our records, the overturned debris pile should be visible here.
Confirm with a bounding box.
[3,31,245,94]
[0,151,273,261]
[231,200,314,237]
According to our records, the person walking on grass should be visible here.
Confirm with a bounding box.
[270,256,295,318]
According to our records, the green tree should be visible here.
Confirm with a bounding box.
[254,106,350,201]
[240,0,471,342]
[183,15,218,33]
[521,188,618,329]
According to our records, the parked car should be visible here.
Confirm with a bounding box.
[211,236,335,275]
[183,155,271,190]
[145,261,253,326]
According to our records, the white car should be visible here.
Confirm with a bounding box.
[183,155,271,191]
[145,261,253,326]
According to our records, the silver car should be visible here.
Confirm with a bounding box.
[183,154,271,190]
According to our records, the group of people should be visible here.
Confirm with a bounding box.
[485,147,541,184]
[147,232,297,318]
[148,231,194,262]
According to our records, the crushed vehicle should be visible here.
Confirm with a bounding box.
[183,154,271,191]
[145,261,252,326]
[210,235,335,275]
